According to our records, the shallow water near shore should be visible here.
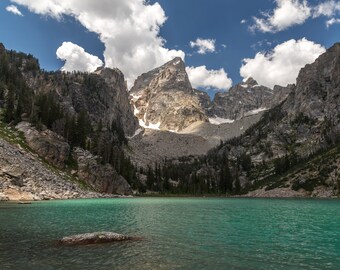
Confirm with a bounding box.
[1,198,340,269]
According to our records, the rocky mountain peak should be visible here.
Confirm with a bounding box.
[328,42,340,52]
[0,43,5,54]
[130,57,208,131]
[243,77,258,87]
[167,56,185,66]
[210,75,295,120]
[130,57,191,95]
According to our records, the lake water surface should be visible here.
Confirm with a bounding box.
[0,198,339,269]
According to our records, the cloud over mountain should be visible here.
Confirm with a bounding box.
[12,0,232,91]
[186,65,232,91]
[12,0,184,87]
[56,42,103,73]
[240,38,325,88]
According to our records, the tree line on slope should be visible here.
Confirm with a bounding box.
[0,46,140,190]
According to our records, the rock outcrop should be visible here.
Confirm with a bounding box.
[24,67,138,137]
[59,232,133,245]
[15,122,132,195]
[72,148,132,195]
[130,57,208,131]
[210,77,291,120]
[284,42,340,125]
[16,122,70,169]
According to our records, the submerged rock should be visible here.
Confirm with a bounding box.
[59,232,133,245]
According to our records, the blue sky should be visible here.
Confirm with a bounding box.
[0,0,339,95]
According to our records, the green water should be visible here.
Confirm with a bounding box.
[0,198,339,270]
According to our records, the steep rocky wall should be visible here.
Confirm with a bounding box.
[130,57,208,131]
[23,67,139,136]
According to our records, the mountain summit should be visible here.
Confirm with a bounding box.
[211,77,292,120]
[130,57,209,131]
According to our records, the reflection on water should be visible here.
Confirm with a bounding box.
[0,198,340,269]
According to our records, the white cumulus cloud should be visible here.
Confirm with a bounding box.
[250,0,340,33]
[11,0,185,88]
[56,42,103,73]
[190,38,216,54]
[6,5,23,16]
[240,38,325,88]
[313,0,340,17]
[326,17,340,27]
[186,66,232,91]
[250,0,311,33]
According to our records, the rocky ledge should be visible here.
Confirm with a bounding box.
[59,232,134,245]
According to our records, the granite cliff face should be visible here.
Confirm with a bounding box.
[129,57,292,132]
[24,67,138,136]
[210,77,292,120]
[130,57,209,131]
[284,43,340,124]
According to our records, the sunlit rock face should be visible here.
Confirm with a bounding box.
[130,57,209,132]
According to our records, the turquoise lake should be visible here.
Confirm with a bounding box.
[0,198,339,269]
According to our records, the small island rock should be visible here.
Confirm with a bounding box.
[59,232,133,245]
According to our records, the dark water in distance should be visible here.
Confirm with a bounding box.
[0,198,339,270]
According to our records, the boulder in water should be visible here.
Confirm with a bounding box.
[59,232,133,245]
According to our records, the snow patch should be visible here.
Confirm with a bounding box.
[127,128,143,139]
[240,84,248,88]
[209,117,235,125]
[173,60,181,66]
[139,119,161,130]
[245,107,267,116]
[133,105,140,116]
[130,94,141,102]
[252,85,261,88]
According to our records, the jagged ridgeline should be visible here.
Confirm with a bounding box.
[144,43,340,196]
[0,43,141,194]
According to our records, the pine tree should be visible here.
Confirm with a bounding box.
[4,83,15,123]
[219,154,233,194]
[234,168,241,194]
[0,81,5,101]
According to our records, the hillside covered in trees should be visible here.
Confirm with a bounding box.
[0,43,140,195]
